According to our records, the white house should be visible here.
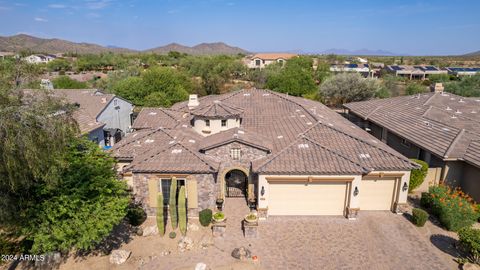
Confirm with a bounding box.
[245,53,298,69]
[24,54,56,64]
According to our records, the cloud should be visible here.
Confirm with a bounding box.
[85,0,113,10]
[48,4,66,9]
[0,6,11,10]
[86,12,101,18]
[34,17,48,22]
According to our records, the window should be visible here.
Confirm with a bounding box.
[114,99,118,106]
[255,59,261,66]
[401,138,411,148]
[221,119,227,127]
[160,178,186,205]
[230,148,241,160]
[205,119,210,127]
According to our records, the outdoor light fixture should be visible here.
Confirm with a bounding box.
[353,187,359,196]
[402,182,408,192]
[261,186,265,196]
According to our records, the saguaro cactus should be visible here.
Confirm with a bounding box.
[178,186,187,236]
[156,193,165,236]
[169,177,178,229]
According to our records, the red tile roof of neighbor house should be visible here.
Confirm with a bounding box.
[344,92,480,168]
[250,53,298,61]
[113,88,417,174]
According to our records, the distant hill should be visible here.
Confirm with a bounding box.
[0,34,134,54]
[320,48,402,56]
[464,50,480,56]
[147,42,249,55]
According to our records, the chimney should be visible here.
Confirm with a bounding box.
[101,97,107,103]
[188,94,199,109]
[430,83,444,93]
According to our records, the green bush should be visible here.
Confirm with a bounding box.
[458,228,480,264]
[169,177,178,230]
[126,205,147,226]
[420,192,431,208]
[412,208,429,227]
[199,209,212,227]
[428,185,479,231]
[409,159,428,192]
[156,194,165,236]
[178,186,187,236]
[169,232,176,239]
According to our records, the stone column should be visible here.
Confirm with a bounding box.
[243,220,258,238]
[212,221,227,238]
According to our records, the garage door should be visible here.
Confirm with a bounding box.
[268,182,348,215]
[361,179,396,210]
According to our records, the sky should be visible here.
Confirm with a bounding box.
[0,0,479,55]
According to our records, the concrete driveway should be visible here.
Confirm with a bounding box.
[142,199,456,270]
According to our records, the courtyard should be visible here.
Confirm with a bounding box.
[48,198,458,270]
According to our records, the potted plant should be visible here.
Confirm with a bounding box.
[244,212,258,223]
[212,211,226,223]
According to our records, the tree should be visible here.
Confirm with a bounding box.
[265,56,317,97]
[52,76,88,89]
[47,59,72,72]
[405,83,426,95]
[319,73,381,106]
[445,75,480,97]
[409,159,428,192]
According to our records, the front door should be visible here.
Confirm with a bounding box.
[225,170,247,197]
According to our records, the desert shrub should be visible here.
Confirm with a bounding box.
[458,228,480,264]
[169,232,176,239]
[126,205,147,226]
[428,185,479,231]
[409,159,428,192]
[412,208,429,227]
[199,209,212,227]
[420,192,431,208]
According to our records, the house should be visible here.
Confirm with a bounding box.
[24,54,56,64]
[385,65,447,80]
[446,67,480,77]
[245,53,298,69]
[329,64,379,78]
[344,90,480,201]
[26,89,134,147]
[0,51,15,60]
[112,89,417,219]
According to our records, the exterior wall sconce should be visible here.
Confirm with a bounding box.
[261,186,265,196]
[402,182,408,192]
[353,187,359,196]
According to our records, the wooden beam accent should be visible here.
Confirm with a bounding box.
[155,174,189,178]
[266,177,354,183]
[364,172,404,178]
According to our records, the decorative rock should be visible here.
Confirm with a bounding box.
[35,252,62,268]
[188,222,200,231]
[195,262,207,270]
[231,247,252,260]
[178,236,194,252]
[135,227,144,236]
[142,225,158,236]
[160,250,171,256]
[199,234,214,249]
[109,250,131,265]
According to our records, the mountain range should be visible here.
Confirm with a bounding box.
[0,34,249,55]
[319,48,401,56]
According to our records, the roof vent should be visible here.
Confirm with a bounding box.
[359,153,371,159]
[446,106,452,111]
[472,110,477,114]
[145,139,154,143]
[459,99,465,103]
[188,139,196,143]
[442,128,450,131]
[238,130,245,134]
[306,122,312,125]
[171,149,182,154]
[182,124,188,128]
[262,93,270,96]
[243,93,251,96]
[148,112,157,115]
[101,97,107,103]
[451,115,458,119]
[455,109,462,114]
[213,100,220,104]
[188,94,199,109]
[277,135,283,139]
[169,140,176,144]
[298,143,309,149]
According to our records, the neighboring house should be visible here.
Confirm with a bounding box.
[27,89,134,147]
[112,89,417,220]
[245,53,298,69]
[0,51,15,60]
[329,64,379,78]
[385,65,447,80]
[446,67,480,77]
[24,54,56,64]
[344,89,480,201]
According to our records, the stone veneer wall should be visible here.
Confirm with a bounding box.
[132,172,218,217]
[204,142,268,164]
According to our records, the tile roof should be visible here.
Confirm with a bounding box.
[115,88,415,174]
[344,92,480,167]
[132,107,183,130]
[191,100,243,119]
[250,53,298,60]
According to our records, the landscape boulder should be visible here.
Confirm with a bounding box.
[109,249,131,265]
[195,262,207,270]
[178,236,194,252]
[231,247,251,260]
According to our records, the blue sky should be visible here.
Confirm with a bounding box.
[0,0,479,55]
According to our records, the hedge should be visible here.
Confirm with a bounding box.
[409,159,428,192]
[458,228,480,264]
[199,209,212,227]
[412,208,429,227]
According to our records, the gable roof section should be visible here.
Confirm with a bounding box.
[132,107,183,130]
[344,92,480,167]
[110,128,175,160]
[192,100,243,119]
[128,141,218,173]
[198,127,272,152]
[251,53,297,61]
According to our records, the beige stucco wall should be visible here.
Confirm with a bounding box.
[442,161,464,188]
[461,163,480,202]
[193,118,240,136]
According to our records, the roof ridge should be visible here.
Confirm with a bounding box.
[141,107,180,123]
[364,105,383,120]
[264,89,319,120]
[445,128,466,158]
[310,121,416,166]
[422,92,438,106]
[112,128,165,152]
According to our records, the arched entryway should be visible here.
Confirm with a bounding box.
[225,169,248,197]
